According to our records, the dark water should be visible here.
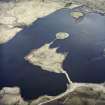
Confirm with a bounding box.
[0,8,105,99]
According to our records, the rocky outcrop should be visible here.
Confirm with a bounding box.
[0,87,28,105]
[70,0,105,12]
[0,0,65,44]
[0,86,53,105]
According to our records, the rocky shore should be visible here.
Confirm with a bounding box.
[0,83,105,105]
[1,0,105,44]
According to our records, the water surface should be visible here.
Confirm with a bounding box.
[0,8,105,99]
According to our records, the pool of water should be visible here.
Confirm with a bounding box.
[0,8,105,99]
